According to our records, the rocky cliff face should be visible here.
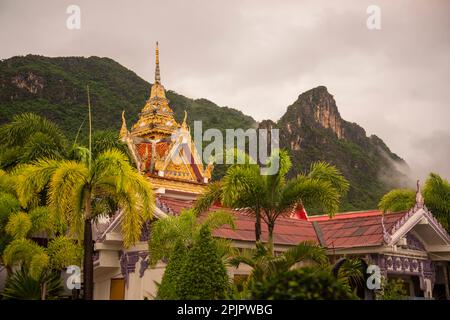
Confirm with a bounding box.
[276,86,410,211]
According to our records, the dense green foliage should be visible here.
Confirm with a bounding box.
[379,173,450,229]
[251,266,358,300]
[378,189,417,213]
[376,277,408,300]
[0,191,19,258]
[176,226,230,299]
[156,239,187,300]
[0,113,68,169]
[423,173,450,229]
[229,241,327,293]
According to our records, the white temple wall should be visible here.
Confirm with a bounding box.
[142,263,165,299]
[93,267,122,300]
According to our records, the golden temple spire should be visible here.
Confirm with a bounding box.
[155,41,161,84]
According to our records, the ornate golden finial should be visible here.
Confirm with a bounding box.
[182,110,188,129]
[120,110,128,139]
[204,161,214,179]
[416,179,424,208]
[155,41,161,84]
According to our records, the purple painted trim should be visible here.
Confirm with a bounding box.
[381,216,392,243]
[119,251,150,285]
[406,234,426,251]
[119,251,140,288]
[156,198,174,215]
[388,207,416,238]
[140,220,152,241]
[373,253,436,289]
[139,252,149,278]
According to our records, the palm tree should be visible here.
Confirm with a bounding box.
[14,149,155,300]
[194,150,349,252]
[0,113,68,169]
[148,209,236,266]
[379,173,450,229]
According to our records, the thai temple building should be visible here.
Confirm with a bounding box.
[92,43,450,300]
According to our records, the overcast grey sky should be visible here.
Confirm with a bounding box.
[1,0,449,181]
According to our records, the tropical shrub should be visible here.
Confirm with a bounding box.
[251,266,358,300]
[156,239,186,300]
[376,277,408,300]
[2,268,63,300]
[176,226,230,299]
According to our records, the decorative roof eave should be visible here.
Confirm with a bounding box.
[382,181,450,246]
[421,205,450,243]
[383,204,450,247]
[96,205,168,244]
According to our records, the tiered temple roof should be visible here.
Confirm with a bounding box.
[120,43,213,194]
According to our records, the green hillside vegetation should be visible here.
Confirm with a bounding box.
[0,55,256,138]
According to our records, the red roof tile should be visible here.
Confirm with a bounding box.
[315,211,406,248]
[155,195,407,249]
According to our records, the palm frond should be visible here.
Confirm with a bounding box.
[148,210,196,265]
[276,240,328,270]
[192,181,222,215]
[0,113,67,150]
[13,158,60,209]
[221,164,264,208]
[334,258,364,292]
[2,238,49,279]
[199,209,236,231]
[5,212,32,239]
[47,236,83,269]
[423,173,450,228]
[378,188,416,213]
[29,206,57,235]
[0,192,20,222]
[280,177,340,216]
[308,161,350,196]
[47,161,88,222]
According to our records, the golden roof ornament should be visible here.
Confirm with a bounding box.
[416,180,424,208]
[149,41,166,99]
[155,41,161,84]
[182,110,188,129]
[131,42,178,139]
[120,110,128,140]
